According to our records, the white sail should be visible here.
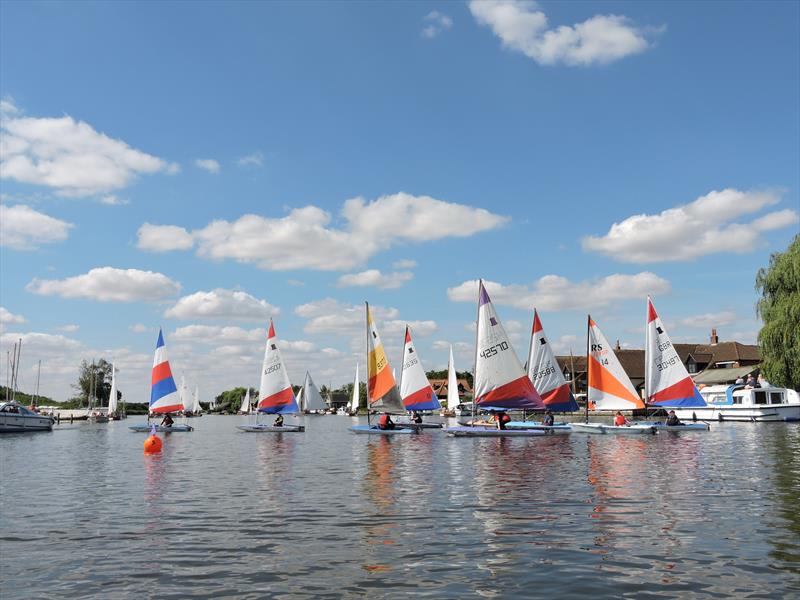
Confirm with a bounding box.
[303,372,327,412]
[239,389,250,413]
[446,345,459,411]
[399,326,440,411]
[192,384,201,413]
[588,317,644,410]
[474,281,542,409]
[107,362,118,416]
[350,363,360,413]
[179,374,188,411]
[297,387,305,412]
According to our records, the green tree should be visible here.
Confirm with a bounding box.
[72,359,113,407]
[756,234,800,389]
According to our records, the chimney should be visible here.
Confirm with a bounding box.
[710,328,719,345]
[615,339,621,350]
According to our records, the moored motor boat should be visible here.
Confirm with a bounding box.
[0,401,54,432]
[673,385,800,422]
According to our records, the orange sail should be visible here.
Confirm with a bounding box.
[587,316,644,410]
[366,302,405,413]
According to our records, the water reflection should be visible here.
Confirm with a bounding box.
[766,425,800,571]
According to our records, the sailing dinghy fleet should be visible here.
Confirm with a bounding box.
[124,277,797,439]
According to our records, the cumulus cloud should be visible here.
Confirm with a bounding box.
[164,288,279,321]
[27,267,181,302]
[137,223,195,252]
[129,323,150,333]
[422,10,453,38]
[469,0,655,66]
[294,297,436,338]
[337,269,414,290]
[448,272,670,311]
[0,307,26,324]
[582,189,799,263]
[0,204,73,250]
[56,324,80,333]
[393,259,417,269]
[172,324,266,343]
[142,192,508,271]
[238,152,264,167]
[195,158,221,174]
[0,102,178,197]
[99,194,128,206]
[678,311,737,329]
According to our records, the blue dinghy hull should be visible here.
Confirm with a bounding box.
[349,425,417,435]
[129,424,194,432]
[446,426,546,437]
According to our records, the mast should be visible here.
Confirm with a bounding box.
[472,280,481,420]
[34,360,41,408]
[569,349,576,396]
[365,301,371,427]
[585,315,590,423]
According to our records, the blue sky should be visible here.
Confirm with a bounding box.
[1,1,798,402]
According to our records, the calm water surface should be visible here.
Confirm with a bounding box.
[1,416,799,598]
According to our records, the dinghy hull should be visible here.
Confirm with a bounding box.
[643,422,709,431]
[349,425,417,435]
[571,422,656,435]
[237,424,305,432]
[505,421,572,434]
[396,422,443,429]
[446,426,546,437]
[129,424,194,432]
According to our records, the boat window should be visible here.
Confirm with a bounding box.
[732,396,742,404]
[753,391,768,405]
[708,394,726,404]
[769,392,783,405]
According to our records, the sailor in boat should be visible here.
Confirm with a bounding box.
[542,410,554,427]
[494,410,510,430]
[378,413,395,430]
[613,411,627,426]
[160,413,175,428]
[665,410,683,426]
[274,414,284,427]
[411,411,423,424]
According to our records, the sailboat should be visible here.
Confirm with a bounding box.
[301,372,328,414]
[238,319,304,432]
[107,362,120,420]
[130,329,193,432]
[349,302,416,434]
[348,363,360,415]
[506,309,578,433]
[239,389,251,414]
[439,345,460,417]
[570,317,655,435]
[643,297,708,430]
[191,384,202,416]
[447,280,547,437]
[396,326,442,429]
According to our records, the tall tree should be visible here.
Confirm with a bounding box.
[756,234,800,389]
[72,359,113,406]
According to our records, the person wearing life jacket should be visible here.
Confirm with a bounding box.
[411,411,423,424]
[665,410,682,427]
[542,410,554,427]
[378,413,395,430]
[495,411,511,430]
[613,411,627,426]
[273,413,284,427]
[160,413,174,428]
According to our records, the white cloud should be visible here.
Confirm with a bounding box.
[129,323,150,333]
[0,307,26,324]
[550,334,579,355]
[171,324,266,344]
[383,320,439,337]
[99,194,128,206]
[0,204,73,250]
[195,158,221,174]
[287,279,306,287]
[448,272,670,311]
[583,189,799,263]
[0,99,20,115]
[422,10,453,39]
[137,223,195,252]
[678,311,737,329]
[164,288,279,321]
[56,324,80,333]
[146,192,508,271]
[469,0,655,66]
[238,152,264,167]
[392,259,417,269]
[337,269,414,290]
[27,267,181,302]
[0,107,178,197]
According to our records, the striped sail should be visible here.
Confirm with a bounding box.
[257,319,299,414]
[588,317,644,410]
[474,281,543,409]
[366,302,405,413]
[645,297,706,407]
[446,345,460,412]
[526,309,579,412]
[399,326,440,411]
[150,329,181,413]
[350,363,360,413]
[302,372,327,412]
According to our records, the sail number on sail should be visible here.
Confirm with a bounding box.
[403,357,419,369]
[264,362,282,375]
[480,341,509,359]
[531,365,556,382]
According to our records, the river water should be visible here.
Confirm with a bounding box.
[1,416,798,598]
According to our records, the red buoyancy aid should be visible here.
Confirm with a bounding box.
[614,414,627,426]
[379,414,390,428]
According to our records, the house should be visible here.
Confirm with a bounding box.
[429,378,473,400]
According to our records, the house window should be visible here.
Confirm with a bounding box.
[687,360,697,374]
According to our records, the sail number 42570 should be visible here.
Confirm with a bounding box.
[480,341,509,359]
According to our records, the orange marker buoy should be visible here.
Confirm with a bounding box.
[144,434,162,454]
